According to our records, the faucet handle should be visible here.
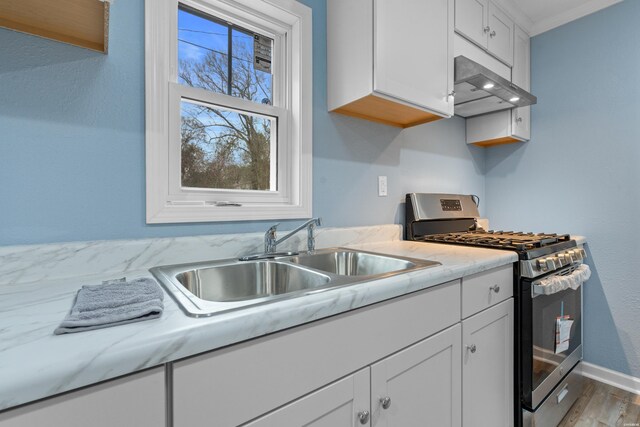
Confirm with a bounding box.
[264,223,279,253]
[307,220,319,252]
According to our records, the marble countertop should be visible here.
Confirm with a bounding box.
[0,240,518,411]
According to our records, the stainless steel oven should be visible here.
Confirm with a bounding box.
[405,193,591,427]
[519,264,585,425]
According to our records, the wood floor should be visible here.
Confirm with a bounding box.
[558,378,640,426]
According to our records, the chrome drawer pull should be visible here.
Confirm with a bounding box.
[380,396,391,410]
[490,285,500,293]
[358,410,370,424]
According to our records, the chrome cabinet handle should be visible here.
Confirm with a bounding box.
[358,410,370,424]
[490,30,496,37]
[380,396,392,410]
[467,344,477,353]
[490,284,500,293]
[483,26,490,33]
[448,90,456,98]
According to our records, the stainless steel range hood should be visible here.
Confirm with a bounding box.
[454,56,537,118]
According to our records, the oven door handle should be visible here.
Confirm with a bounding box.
[532,264,591,297]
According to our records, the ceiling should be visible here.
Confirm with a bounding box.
[495,0,622,36]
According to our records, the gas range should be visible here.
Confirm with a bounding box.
[405,193,586,278]
[405,193,587,427]
[417,230,586,278]
[416,230,571,252]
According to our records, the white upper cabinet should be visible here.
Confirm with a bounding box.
[327,0,454,128]
[455,0,489,49]
[512,25,530,89]
[454,0,514,66]
[374,0,453,118]
[465,24,531,146]
[487,2,514,65]
[512,25,531,140]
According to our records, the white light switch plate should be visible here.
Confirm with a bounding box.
[378,176,388,197]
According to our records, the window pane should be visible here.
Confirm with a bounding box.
[178,5,273,105]
[180,100,276,191]
[178,6,230,95]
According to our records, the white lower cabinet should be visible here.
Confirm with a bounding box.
[172,281,461,427]
[371,325,462,427]
[462,298,514,427]
[244,369,370,427]
[245,325,462,427]
[0,367,165,427]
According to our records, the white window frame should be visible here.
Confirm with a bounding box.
[145,0,312,223]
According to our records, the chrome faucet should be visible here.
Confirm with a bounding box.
[265,218,322,253]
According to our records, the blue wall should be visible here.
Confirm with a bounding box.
[0,0,485,246]
[485,1,640,377]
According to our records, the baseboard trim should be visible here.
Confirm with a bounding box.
[581,362,640,395]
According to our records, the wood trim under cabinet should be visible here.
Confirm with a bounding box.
[472,136,521,147]
[0,0,109,53]
[331,94,444,128]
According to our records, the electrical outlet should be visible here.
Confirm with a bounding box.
[378,176,388,197]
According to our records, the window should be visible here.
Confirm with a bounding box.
[145,0,312,223]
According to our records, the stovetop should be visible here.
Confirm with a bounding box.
[416,230,572,252]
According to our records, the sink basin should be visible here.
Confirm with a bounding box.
[176,261,330,302]
[289,249,418,276]
[150,248,441,317]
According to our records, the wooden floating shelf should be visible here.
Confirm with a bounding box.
[0,0,110,53]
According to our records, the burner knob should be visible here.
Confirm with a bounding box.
[536,259,548,272]
[579,248,587,259]
[566,251,576,262]
[545,258,556,270]
[555,254,566,266]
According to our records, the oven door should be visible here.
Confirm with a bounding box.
[520,269,583,410]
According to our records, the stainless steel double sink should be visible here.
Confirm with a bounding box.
[150,248,440,317]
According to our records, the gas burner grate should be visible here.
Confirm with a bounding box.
[418,230,571,251]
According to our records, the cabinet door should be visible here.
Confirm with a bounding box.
[374,0,454,116]
[512,25,530,140]
[487,1,514,65]
[455,0,488,48]
[0,368,165,427]
[462,299,514,427]
[243,369,370,427]
[511,26,530,89]
[370,325,462,427]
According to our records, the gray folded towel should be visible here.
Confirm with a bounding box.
[54,277,164,335]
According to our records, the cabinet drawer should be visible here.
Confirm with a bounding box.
[462,264,512,318]
[0,368,165,427]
